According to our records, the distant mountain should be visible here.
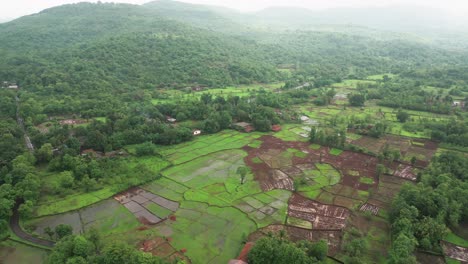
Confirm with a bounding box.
[252,5,453,31]
[0,17,13,23]
[0,1,466,93]
[0,2,278,88]
[137,1,468,50]
[143,0,248,33]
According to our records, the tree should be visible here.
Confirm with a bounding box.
[35,143,53,163]
[248,236,310,264]
[389,234,417,264]
[72,235,93,257]
[348,93,365,107]
[376,164,386,178]
[58,171,75,189]
[396,110,409,123]
[18,200,34,219]
[236,166,248,184]
[135,142,156,157]
[55,224,73,239]
[299,239,328,261]
[45,227,55,240]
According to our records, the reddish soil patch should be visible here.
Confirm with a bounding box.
[442,241,468,262]
[167,252,191,264]
[393,164,417,180]
[244,135,387,192]
[368,175,409,209]
[237,242,254,262]
[351,136,385,154]
[360,203,379,215]
[140,238,191,263]
[288,194,350,230]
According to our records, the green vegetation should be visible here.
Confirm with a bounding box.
[157,201,256,264]
[46,228,168,264]
[329,148,343,156]
[359,177,375,185]
[248,235,329,264]
[296,164,341,200]
[390,152,468,258]
[1,1,468,263]
[0,240,48,264]
[287,216,312,229]
[445,232,468,247]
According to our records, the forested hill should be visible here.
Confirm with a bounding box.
[0,1,467,91]
[0,2,280,88]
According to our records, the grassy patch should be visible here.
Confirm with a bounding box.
[317,191,335,204]
[252,157,263,164]
[295,151,308,158]
[160,130,264,165]
[445,231,468,247]
[329,148,343,156]
[160,201,257,264]
[248,140,263,148]
[34,187,115,217]
[0,240,48,264]
[310,144,321,150]
[287,216,312,229]
[347,133,362,140]
[273,124,309,142]
[145,203,173,218]
[445,258,461,264]
[359,177,375,185]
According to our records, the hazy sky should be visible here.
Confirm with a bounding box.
[1,0,468,20]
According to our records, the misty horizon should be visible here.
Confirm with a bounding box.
[1,0,468,21]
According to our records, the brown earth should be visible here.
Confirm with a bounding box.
[288,193,350,230]
[244,135,394,192]
[442,241,468,263]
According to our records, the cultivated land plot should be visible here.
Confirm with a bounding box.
[34,156,170,217]
[114,187,179,224]
[151,201,257,264]
[367,175,408,210]
[159,130,263,165]
[139,237,190,263]
[244,135,396,193]
[151,83,283,104]
[26,199,140,238]
[0,240,48,264]
[288,194,350,230]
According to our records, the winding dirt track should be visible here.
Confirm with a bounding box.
[9,202,55,248]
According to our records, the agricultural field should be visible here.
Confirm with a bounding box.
[0,240,48,264]
[151,83,284,104]
[21,122,441,263]
[13,74,466,264]
[33,156,170,217]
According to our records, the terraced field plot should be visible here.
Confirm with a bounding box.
[0,240,48,264]
[114,187,179,224]
[26,199,140,237]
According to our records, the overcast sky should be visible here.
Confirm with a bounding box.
[1,0,468,20]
